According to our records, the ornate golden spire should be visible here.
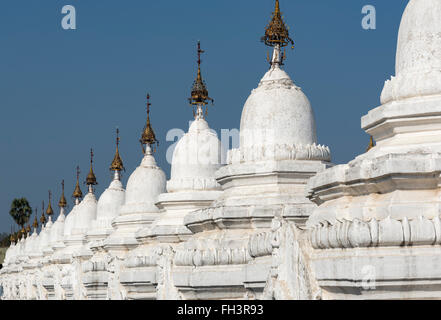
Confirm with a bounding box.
[262,0,294,49]
[40,201,46,225]
[58,180,67,208]
[366,136,375,152]
[46,190,54,217]
[86,148,98,186]
[25,224,31,234]
[20,225,26,238]
[73,166,83,200]
[189,41,214,116]
[110,128,125,171]
[140,94,159,153]
[33,208,39,231]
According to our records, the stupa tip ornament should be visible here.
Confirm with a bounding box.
[32,208,39,231]
[9,232,15,243]
[40,201,46,225]
[20,225,26,238]
[58,180,68,208]
[262,0,294,66]
[110,128,125,172]
[73,166,83,200]
[25,224,31,235]
[46,190,54,217]
[86,148,98,186]
[189,41,214,119]
[140,94,159,154]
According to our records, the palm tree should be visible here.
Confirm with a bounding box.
[9,198,32,230]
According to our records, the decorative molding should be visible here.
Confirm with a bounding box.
[227,143,331,165]
[309,215,441,249]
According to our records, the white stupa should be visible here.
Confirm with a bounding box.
[306,0,441,300]
[70,150,98,258]
[104,95,166,255]
[87,129,126,248]
[29,205,47,261]
[173,0,332,300]
[147,41,223,242]
[121,44,224,300]
[41,192,55,257]
[54,166,86,261]
[49,181,68,252]
[82,131,126,300]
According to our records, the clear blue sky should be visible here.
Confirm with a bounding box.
[0,0,408,233]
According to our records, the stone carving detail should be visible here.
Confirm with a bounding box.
[248,231,274,259]
[227,143,331,164]
[263,218,321,300]
[381,71,441,104]
[309,216,441,249]
[156,246,182,300]
[167,177,220,193]
[174,247,253,267]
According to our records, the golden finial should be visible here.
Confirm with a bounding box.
[26,224,31,234]
[73,166,83,199]
[20,225,26,238]
[140,94,159,153]
[110,128,125,171]
[262,0,294,51]
[366,136,375,152]
[33,208,39,231]
[189,41,214,115]
[40,201,46,225]
[58,180,67,208]
[46,190,54,216]
[86,148,98,186]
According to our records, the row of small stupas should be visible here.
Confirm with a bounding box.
[2,0,441,300]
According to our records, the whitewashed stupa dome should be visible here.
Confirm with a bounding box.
[71,191,97,234]
[63,205,78,237]
[119,146,166,215]
[23,234,35,257]
[167,118,222,192]
[50,212,65,244]
[381,0,441,104]
[241,66,317,149]
[96,178,125,221]
[238,65,329,163]
[39,219,53,252]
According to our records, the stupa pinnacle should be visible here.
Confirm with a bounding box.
[262,0,294,66]
[40,201,46,226]
[46,190,54,218]
[140,94,159,153]
[110,128,124,173]
[86,148,98,189]
[58,180,67,208]
[73,166,83,204]
[189,41,214,119]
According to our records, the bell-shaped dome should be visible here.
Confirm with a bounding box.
[381,0,441,104]
[63,205,77,237]
[239,65,318,163]
[119,146,166,215]
[50,209,66,246]
[29,231,43,257]
[39,219,53,252]
[71,191,97,235]
[24,233,36,257]
[167,118,222,192]
[96,177,125,221]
